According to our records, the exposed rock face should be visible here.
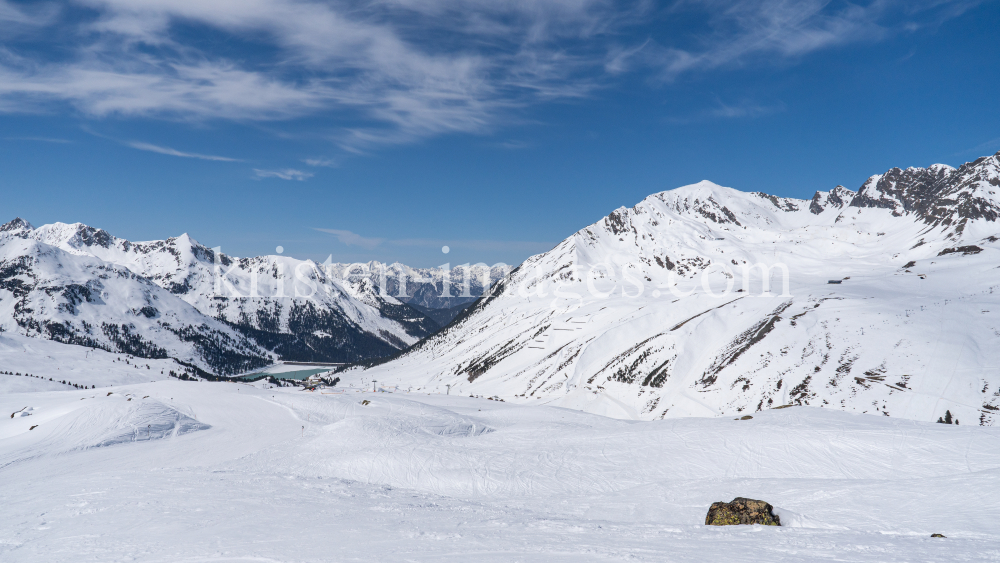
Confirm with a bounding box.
[810,185,856,214]
[705,498,781,526]
[0,217,34,232]
[850,153,1000,233]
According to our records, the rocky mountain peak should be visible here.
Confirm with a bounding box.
[1,217,35,232]
[68,224,115,249]
[849,152,1000,229]
[809,185,856,214]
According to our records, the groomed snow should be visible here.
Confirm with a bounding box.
[2,377,998,561]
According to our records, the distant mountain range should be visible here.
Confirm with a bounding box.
[0,221,504,375]
[347,151,1000,426]
[327,261,510,310]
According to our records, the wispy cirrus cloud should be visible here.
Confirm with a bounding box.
[0,0,602,147]
[126,141,241,161]
[495,139,532,150]
[80,125,244,162]
[303,158,338,168]
[0,62,329,120]
[623,0,989,78]
[314,228,386,250]
[4,136,71,143]
[665,97,786,123]
[0,0,987,150]
[254,168,313,181]
[0,0,57,27]
[953,137,1000,158]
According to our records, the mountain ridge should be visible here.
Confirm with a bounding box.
[0,221,473,373]
[343,151,1000,426]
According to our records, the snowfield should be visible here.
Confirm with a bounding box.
[0,333,181,391]
[1,375,998,561]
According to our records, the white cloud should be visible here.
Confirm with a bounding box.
[495,139,531,150]
[0,62,330,120]
[126,141,241,161]
[0,0,615,148]
[303,158,338,168]
[665,98,786,123]
[314,228,385,249]
[0,0,56,27]
[647,0,983,78]
[254,168,313,181]
[4,136,71,143]
[954,137,1000,158]
[0,0,986,149]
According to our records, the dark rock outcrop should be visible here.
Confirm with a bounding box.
[705,497,781,526]
[849,152,1000,230]
[937,245,983,256]
[0,217,34,232]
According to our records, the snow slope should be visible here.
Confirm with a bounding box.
[0,380,997,561]
[0,332,192,392]
[347,152,1000,425]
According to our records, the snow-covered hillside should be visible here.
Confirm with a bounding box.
[2,379,998,561]
[347,151,1000,425]
[0,332,188,392]
[0,220,445,374]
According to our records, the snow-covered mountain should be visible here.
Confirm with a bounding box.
[0,220,445,374]
[345,151,1000,426]
[329,261,511,310]
[0,224,268,375]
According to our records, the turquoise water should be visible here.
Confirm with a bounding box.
[240,368,329,381]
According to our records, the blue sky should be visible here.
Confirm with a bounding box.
[1,0,998,267]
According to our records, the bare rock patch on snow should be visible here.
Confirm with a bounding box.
[706,497,781,526]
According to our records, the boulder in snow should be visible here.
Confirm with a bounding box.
[705,497,781,526]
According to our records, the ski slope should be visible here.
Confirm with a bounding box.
[1,377,997,561]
